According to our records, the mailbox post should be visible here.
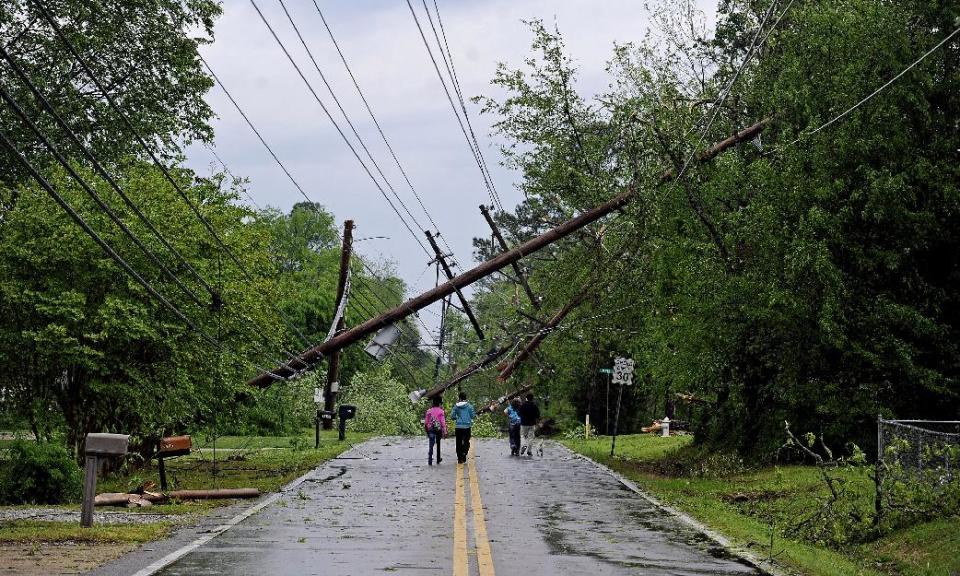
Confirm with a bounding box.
[157,436,192,491]
[81,433,129,527]
[337,405,357,441]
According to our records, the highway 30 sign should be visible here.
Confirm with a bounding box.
[612,357,635,386]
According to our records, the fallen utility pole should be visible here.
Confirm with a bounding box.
[423,345,510,400]
[478,382,534,415]
[496,290,589,382]
[426,230,485,340]
[480,204,540,310]
[247,119,769,388]
[321,220,353,432]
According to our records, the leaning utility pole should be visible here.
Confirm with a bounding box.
[322,219,353,430]
[426,230,484,340]
[247,119,769,388]
[478,382,535,415]
[480,204,540,310]
[423,345,510,400]
[497,289,589,381]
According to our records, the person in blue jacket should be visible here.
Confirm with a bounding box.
[504,398,522,456]
[451,391,476,463]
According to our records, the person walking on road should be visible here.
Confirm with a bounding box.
[519,393,540,457]
[452,391,476,464]
[504,398,522,456]
[424,396,447,466]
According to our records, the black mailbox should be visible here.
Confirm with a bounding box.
[337,405,357,441]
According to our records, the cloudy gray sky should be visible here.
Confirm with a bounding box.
[185,0,717,340]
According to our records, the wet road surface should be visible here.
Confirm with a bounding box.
[149,437,760,576]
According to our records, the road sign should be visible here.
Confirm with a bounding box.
[599,368,613,374]
[612,357,635,386]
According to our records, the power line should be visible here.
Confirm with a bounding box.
[0,127,218,345]
[404,0,503,212]
[248,0,431,258]
[0,82,211,310]
[31,0,314,349]
[781,24,960,149]
[312,1,466,268]
[0,126,303,381]
[2,74,304,380]
[422,0,503,211]
[1,46,216,307]
[673,0,779,183]
[198,53,441,351]
[277,0,432,243]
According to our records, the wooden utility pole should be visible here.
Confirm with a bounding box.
[480,204,540,310]
[478,383,534,415]
[426,230,485,340]
[322,219,353,430]
[432,292,449,383]
[247,119,770,388]
[423,345,510,400]
[497,289,589,381]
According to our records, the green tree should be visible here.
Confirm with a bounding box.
[0,0,220,191]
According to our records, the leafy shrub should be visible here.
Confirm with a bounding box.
[470,416,501,438]
[339,363,422,435]
[0,441,82,504]
[563,425,598,440]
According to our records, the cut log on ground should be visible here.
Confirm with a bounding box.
[95,488,260,507]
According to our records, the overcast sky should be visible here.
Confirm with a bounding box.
[186,0,717,340]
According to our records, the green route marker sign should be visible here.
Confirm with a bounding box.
[599,368,613,374]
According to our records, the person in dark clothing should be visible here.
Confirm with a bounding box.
[518,393,540,457]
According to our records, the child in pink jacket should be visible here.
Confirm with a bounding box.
[424,396,448,466]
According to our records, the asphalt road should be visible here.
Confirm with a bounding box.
[99,437,762,576]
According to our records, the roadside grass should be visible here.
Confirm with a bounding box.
[562,434,960,576]
[0,520,170,544]
[1,429,371,523]
[99,429,372,495]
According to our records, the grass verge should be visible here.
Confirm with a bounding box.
[99,429,372,495]
[0,521,170,544]
[562,434,960,576]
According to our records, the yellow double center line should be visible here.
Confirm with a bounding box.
[453,452,495,576]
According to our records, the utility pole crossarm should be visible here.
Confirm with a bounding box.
[480,204,540,310]
[426,230,485,340]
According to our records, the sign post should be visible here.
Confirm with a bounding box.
[599,367,613,435]
[609,357,634,457]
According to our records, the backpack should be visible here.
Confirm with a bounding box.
[429,413,443,435]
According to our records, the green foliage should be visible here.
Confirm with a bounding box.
[0,0,221,183]
[565,435,960,575]
[0,440,81,504]
[469,416,501,438]
[879,436,960,531]
[339,363,422,436]
[463,0,960,462]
